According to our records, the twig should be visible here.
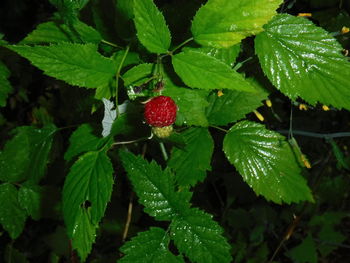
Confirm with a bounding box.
[122,192,134,242]
[277,130,350,139]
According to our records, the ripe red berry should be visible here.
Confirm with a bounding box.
[144,96,177,127]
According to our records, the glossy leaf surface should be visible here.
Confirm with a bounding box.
[191,0,282,48]
[119,150,191,220]
[119,227,183,263]
[223,120,314,204]
[171,208,232,263]
[255,14,350,110]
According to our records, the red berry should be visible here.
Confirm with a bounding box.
[144,96,177,127]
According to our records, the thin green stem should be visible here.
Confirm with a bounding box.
[168,37,194,55]
[210,125,228,133]
[101,39,121,48]
[115,45,130,113]
[159,142,168,161]
[233,56,253,71]
[112,134,153,146]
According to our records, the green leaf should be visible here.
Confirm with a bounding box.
[168,128,213,186]
[285,234,317,263]
[223,120,314,204]
[0,125,56,183]
[94,50,140,100]
[119,150,191,221]
[7,43,117,89]
[172,50,256,92]
[0,130,30,183]
[20,21,102,44]
[18,185,42,220]
[62,150,114,237]
[122,63,154,87]
[191,0,282,48]
[162,83,209,127]
[255,14,350,110]
[206,85,268,125]
[64,124,104,161]
[114,50,140,69]
[119,227,183,263]
[116,0,134,20]
[185,44,241,66]
[25,125,57,184]
[71,207,98,262]
[0,61,12,107]
[0,183,27,239]
[170,207,232,263]
[133,0,171,53]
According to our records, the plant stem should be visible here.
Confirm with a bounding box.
[115,45,130,113]
[210,125,228,133]
[277,130,350,139]
[122,192,134,242]
[233,56,253,71]
[112,134,153,146]
[168,37,194,55]
[159,142,168,161]
[101,39,121,48]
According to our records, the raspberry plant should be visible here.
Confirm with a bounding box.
[1,0,350,262]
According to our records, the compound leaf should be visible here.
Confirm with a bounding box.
[168,128,214,187]
[7,43,117,89]
[119,227,183,263]
[0,183,27,239]
[223,120,314,204]
[172,50,256,92]
[133,0,171,53]
[255,14,350,110]
[170,207,232,263]
[62,151,114,237]
[191,0,282,48]
[119,150,191,221]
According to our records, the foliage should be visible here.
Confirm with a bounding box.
[0,0,350,262]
